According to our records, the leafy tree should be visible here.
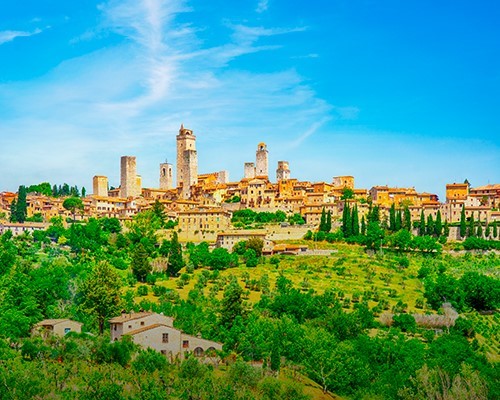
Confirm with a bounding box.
[167,232,184,276]
[392,314,417,333]
[459,204,467,238]
[341,187,354,200]
[208,247,237,270]
[246,237,264,257]
[460,272,500,311]
[244,248,258,268]
[365,221,384,250]
[131,243,151,282]
[151,199,166,225]
[63,197,84,221]
[78,261,123,334]
[220,278,244,330]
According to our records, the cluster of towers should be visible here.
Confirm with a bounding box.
[93,124,292,199]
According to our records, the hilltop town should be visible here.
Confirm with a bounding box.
[1,124,498,245]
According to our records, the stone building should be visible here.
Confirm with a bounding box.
[276,161,290,181]
[176,124,198,199]
[120,156,141,198]
[159,162,174,190]
[32,319,82,338]
[109,312,222,361]
[93,175,108,197]
[244,162,255,179]
[256,142,268,178]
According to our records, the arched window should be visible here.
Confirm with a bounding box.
[194,347,204,357]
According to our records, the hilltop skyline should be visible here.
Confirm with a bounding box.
[0,0,499,198]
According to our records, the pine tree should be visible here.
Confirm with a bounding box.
[389,204,396,232]
[419,211,426,236]
[434,210,442,237]
[168,232,184,277]
[326,210,332,233]
[468,212,475,237]
[460,204,467,238]
[352,205,359,236]
[15,185,27,223]
[319,207,327,232]
[361,216,366,236]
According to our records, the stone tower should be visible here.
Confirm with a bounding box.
[120,156,140,198]
[93,175,108,197]
[244,162,256,179]
[159,162,173,190]
[276,161,290,182]
[255,142,268,178]
[176,124,198,198]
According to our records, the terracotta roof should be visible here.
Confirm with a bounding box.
[125,323,173,336]
[35,319,82,327]
[109,312,153,323]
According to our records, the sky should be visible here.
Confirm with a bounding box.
[0,0,499,199]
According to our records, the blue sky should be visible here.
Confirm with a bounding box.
[0,0,499,199]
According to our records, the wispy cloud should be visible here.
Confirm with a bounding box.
[0,0,331,190]
[256,0,269,13]
[0,28,42,45]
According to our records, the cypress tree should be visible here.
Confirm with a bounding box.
[9,200,17,222]
[476,222,483,238]
[426,215,434,236]
[493,221,498,238]
[389,204,396,231]
[343,203,352,237]
[468,212,475,237]
[52,184,58,197]
[443,220,450,238]
[168,232,184,277]
[434,210,442,237]
[326,210,332,233]
[459,204,467,238]
[319,207,327,232]
[352,205,360,236]
[419,211,426,236]
[361,215,366,236]
[16,185,27,223]
[485,222,490,238]
[403,207,411,231]
[396,210,402,231]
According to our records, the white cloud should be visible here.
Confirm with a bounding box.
[256,0,269,13]
[0,28,42,45]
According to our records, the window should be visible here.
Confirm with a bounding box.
[128,325,132,329]
[64,328,71,335]
[162,333,169,343]
[182,340,189,348]
[140,321,145,326]
[194,347,204,357]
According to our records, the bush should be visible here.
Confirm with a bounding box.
[392,314,416,333]
[137,285,148,296]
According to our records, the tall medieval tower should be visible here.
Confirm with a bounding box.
[276,161,291,181]
[159,161,173,190]
[120,156,141,198]
[176,124,198,198]
[255,142,268,178]
[93,175,108,197]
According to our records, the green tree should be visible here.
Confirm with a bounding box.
[467,212,475,238]
[16,185,28,223]
[443,220,450,238]
[389,204,396,231]
[360,215,366,236]
[419,211,426,236]
[326,210,332,233]
[9,199,17,222]
[396,209,403,231]
[131,243,151,282]
[485,222,491,238]
[342,203,352,238]
[63,197,84,221]
[341,187,354,200]
[319,207,327,232]
[220,279,244,330]
[434,210,442,236]
[246,237,264,257]
[403,206,412,231]
[81,187,86,197]
[351,206,359,236]
[459,204,467,238]
[426,215,434,236]
[168,232,184,276]
[151,199,166,225]
[365,221,384,250]
[476,222,483,238]
[493,221,498,239]
[79,261,123,334]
